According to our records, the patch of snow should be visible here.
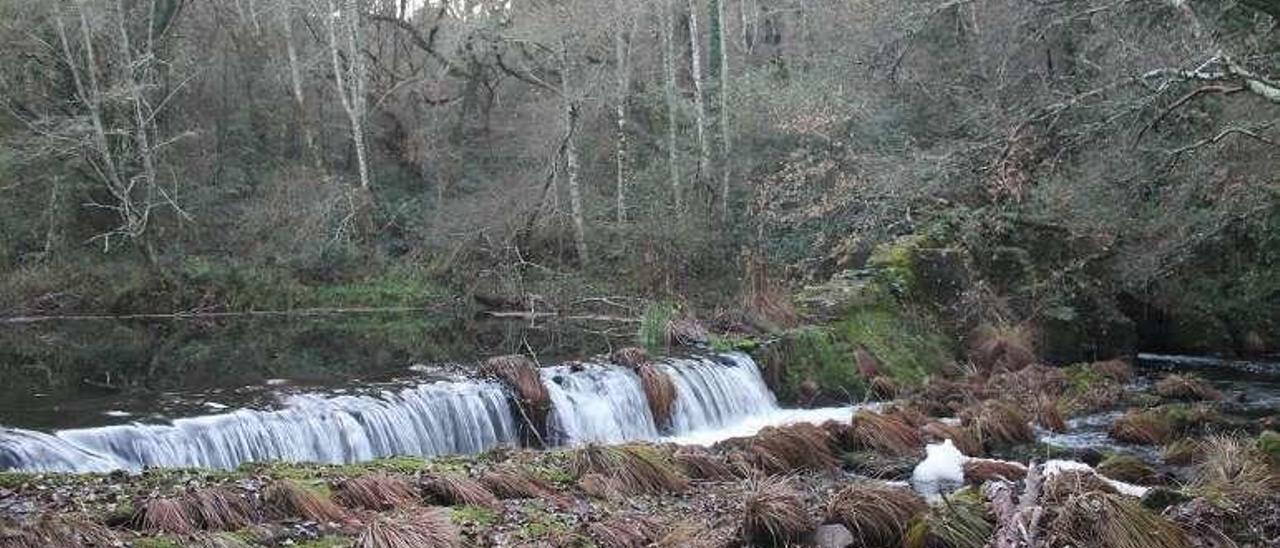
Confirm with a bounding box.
[912,440,967,497]
[1042,459,1150,498]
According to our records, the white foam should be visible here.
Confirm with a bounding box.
[912,440,967,496]
[661,406,857,447]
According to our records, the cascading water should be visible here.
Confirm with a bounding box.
[0,352,796,473]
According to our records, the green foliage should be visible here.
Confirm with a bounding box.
[637,301,677,352]
[867,235,927,298]
[451,504,500,527]
[1260,431,1280,467]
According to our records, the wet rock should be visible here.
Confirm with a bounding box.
[811,523,854,548]
[1141,487,1191,511]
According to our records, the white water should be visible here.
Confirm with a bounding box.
[0,352,809,473]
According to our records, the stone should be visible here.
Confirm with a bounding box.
[811,523,854,548]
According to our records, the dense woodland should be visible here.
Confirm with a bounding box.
[0,0,1277,358]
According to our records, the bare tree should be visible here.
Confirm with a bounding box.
[687,0,711,187]
[280,0,324,171]
[715,0,731,220]
[661,0,682,216]
[326,0,371,190]
[612,0,631,223]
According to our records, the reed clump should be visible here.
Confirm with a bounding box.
[961,400,1034,449]
[921,421,984,457]
[132,497,196,534]
[183,486,253,531]
[826,481,927,546]
[1110,409,1174,445]
[963,458,1028,484]
[1050,492,1190,548]
[1097,455,1159,485]
[569,443,689,494]
[1155,374,1222,402]
[586,513,663,548]
[968,324,1036,373]
[635,362,678,430]
[261,479,349,523]
[849,410,924,457]
[356,507,459,548]
[904,489,994,548]
[738,423,840,474]
[478,468,556,500]
[740,476,815,547]
[419,474,502,512]
[333,473,418,511]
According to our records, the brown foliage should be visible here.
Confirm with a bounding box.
[419,474,502,512]
[610,346,650,368]
[636,363,678,430]
[961,400,1034,449]
[1042,470,1118,505]
[673,447,736,481]
[1190,435,1279,505]
[569,443,689,494]
[0,515,118,548]
[333,473,418,511]
[578,473,625,500]
[1097,455,1159,485]
[921,421,984,457]
[1050,492,1190,548]
[183,486,253,531]
[1155,374,1222,402]
[734,423,840,474]
[480,354,551,443]
[826,481,927,546]
[478,468,556,500]
[1110,410,1173,445]
[990,363,1068,398]
[133,497,196,534]
[740,476,814,547]
[869,376,899,399]
[963,459,1028,484]
[1091,360,1134,383]
[968,324,1036,373]
[849,410,925,457]
[1162,439,1204,466]
[1034,396,1067,433]
[261,479,349,523]
[586,514,663,548]
[855,346,881,378]
[356,508,459,548]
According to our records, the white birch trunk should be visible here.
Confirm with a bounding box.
[661,0,682,215]
[687,0,711,185]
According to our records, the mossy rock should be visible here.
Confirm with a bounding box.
[1141,487,1192,511]
[841,451,918,480]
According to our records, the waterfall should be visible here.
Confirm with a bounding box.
[0,352,782,473]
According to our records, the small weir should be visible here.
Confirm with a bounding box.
[0,353,785,473]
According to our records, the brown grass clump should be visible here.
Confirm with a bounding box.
[740,476,815,547]
[869,376,899,399]
[968,324,1036,373]
[586,514,662,548]
[963,459,1028,484]
[1110,409,1173,445]
[1091,359,1134,383]
[610,346,650,368]
[132,497,196,534]
[1051,492,1190,548]
[740,423,840,474]
[0,515,118,548]
[261,479,349,523]
[1155,374,1222,402]
[356,507,459,548]
[1097,455,1159,485]
[480,354,551,443]
[849,410,925,457]
[419,474,502,512]
[333,473,418,511]
[654,522,732,548]
[961,400,1034,449]
[183,486,253,531]
[673,447,736,481]
[478,468,555,500]
[991,363,1068,398]
[569,443,689,494]
[1162,439,1204,466]
[635,363,678,430]
[1190,435,1278,506]
[855,346,881,378]
[1034,396,1067,433]
[921,421,984,457]
[826,481,927,546]
[1042,470,1118,505]
[577,473,625,500]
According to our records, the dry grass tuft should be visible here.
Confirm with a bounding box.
[610,346,650,368]
[1042,470,1118,505]
[133,497,196,534]
[855,346,881,378]
[1190,435,1278,506]
[849,410,924,457]
[1155,374,1222,401]
[570,443,689,494]
[333,473,418,511]
[869,376,899,399]
[1162,439,1204,466]
[1110,409,1173,445]
[357,507,459,548]
[740,423,840,474]
[636,362,678,430]
[654,521,732,548]
[963,459,1028,484]
[968,324,1036,373]
[419,474,502,512]
[0,514,118,548]
[826,481,927,546]
[1091,359,1134,383]
[961,400,1034,449]
[1034,396,1068,433]
[740,476,815,547]
[991,363,1068,398]
[578,472,625,500]
[1097,455,1159,485]
[261,479,349,523]
[478,468,555,500]
[480,354,551,443]
[921,421,984,457]
[1051,492,1190,548]
[586,513,662,548]
[673,447,736,481]
[183,486,253,531]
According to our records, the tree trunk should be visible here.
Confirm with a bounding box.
[661,0,682,216]
[281,0,323,171]
[561,44,589,264]
[715,0,731,221]
[327,0,371,190]
[613,0,631,224]
[687,0,712,190]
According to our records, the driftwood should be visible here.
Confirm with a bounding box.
[984,462,1044,548]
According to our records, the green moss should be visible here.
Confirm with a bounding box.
[770,326,864,402]
[1258,430,1280,467]
[834,307,951,387]
[452,504,500,527]
[867,235,928,297]
[709,333,760,352]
